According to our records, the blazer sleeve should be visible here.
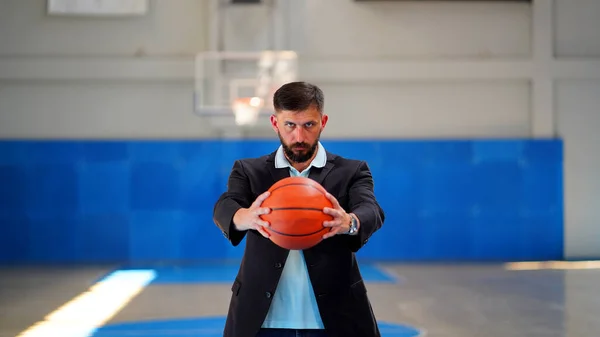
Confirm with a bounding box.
[346,161,385,252]
[213,160,253,246]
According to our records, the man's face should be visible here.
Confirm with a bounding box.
[270,104,328,164]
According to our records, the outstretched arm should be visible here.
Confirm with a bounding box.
[213,160,253,246]
[346,161,385,252]
[213,160,272,246]
[321,161,385,251]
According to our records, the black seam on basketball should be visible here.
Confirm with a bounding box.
[270,207,323,211]
[270,183,326,195]
[268,226,328,237]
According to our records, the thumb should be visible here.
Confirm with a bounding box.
[325,192,341,209]
[252,191,271,208]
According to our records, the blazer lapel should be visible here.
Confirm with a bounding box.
[269,166,290,183]
[266,151,290,183]
[309,152,335,185]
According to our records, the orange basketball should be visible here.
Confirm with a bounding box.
[260,176,333,250]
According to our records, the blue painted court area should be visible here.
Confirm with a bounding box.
[151,264,241,283]
[109,262,399,284]
[93,317,421,337]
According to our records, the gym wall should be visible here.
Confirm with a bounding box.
[0,0,598,263]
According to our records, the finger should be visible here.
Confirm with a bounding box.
[256,226,270,238]
[322,232,334,239]
[323,207,342,218]
[325,192,342,209]
[322,227,343,239]
[254,207,271,216]
[254,219,270,228]
[251,191,271,208]
[322,219,342,227]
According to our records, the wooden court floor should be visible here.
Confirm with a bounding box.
[1,261,599,337]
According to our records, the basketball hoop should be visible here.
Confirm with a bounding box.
[232,97,264,126]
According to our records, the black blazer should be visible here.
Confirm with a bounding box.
[213,150,385,337]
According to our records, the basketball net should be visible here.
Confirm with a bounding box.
[232,96,263,126]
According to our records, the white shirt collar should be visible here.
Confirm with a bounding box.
[275,141,327,169]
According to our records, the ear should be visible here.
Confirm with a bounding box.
[270,114,279,132]
[321,114,329,128]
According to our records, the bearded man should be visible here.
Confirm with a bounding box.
[213,81,386,337]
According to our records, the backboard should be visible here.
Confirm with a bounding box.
[194,50,298,137]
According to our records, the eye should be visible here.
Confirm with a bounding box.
[284,122,296,128]
[304,122,315,128]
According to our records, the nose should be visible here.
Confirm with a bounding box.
[294,126,306,143]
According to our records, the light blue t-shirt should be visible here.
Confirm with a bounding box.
[261,142,327,329]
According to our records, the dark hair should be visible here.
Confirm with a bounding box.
[272,81,324,113]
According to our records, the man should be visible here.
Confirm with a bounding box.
[213,81,385,337]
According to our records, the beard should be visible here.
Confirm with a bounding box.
[278,132,320,164]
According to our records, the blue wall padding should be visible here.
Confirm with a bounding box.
[0,139,563,263]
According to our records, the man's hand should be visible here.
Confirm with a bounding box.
[232,191,271,238]
[322,192,354,239]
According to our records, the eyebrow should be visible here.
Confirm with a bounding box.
[284,120,316,125]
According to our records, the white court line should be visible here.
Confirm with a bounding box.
[504,260,600,270]
[16,269,156,337]
[373,263,407,284]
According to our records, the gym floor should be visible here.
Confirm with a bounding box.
[1,261,599,337]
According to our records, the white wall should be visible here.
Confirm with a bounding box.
[553,0,600,260]
[225,0,535,138]
[0,0,208,57]
[0,0,215,138]
[300,0,530,59]
[557,81,600,259]
[315,81,531,138]
[0,0,598,258]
